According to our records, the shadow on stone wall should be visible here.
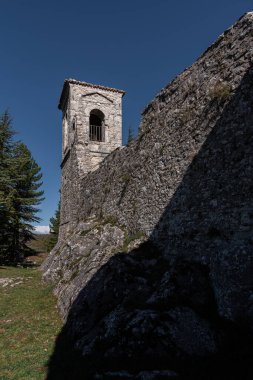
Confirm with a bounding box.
[46,66,253,379]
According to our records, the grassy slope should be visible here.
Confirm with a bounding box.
[0,235,62,380]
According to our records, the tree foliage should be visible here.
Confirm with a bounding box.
[47,202,60,252]
[127,127,134,145]
[0,112,44,263]
[0,112,15,255]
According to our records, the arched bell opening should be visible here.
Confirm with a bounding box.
[89,109,105,142]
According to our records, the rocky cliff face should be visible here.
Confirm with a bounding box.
[43,13,253,379]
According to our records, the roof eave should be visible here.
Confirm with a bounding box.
[58,79,125,110]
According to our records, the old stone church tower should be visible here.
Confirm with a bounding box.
[58,79,125,233]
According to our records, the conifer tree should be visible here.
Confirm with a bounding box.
[47,202,60,251]
[9,142,44,260]
[0,111,44,262]
[0,112,16,254]
[127,127,134,145]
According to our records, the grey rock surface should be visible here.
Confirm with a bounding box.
[44,12,253,379]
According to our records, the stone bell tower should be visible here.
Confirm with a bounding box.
[58,78,125,174]
[58,79,125,233]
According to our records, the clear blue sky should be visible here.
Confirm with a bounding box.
[0,0,252,227]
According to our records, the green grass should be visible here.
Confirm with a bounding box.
[0,251,62,379]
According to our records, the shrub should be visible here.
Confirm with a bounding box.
[209,81,232,101]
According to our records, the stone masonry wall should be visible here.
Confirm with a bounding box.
[44,12,253,319]
[77,12,253,241]
[43,13,253,379]
[60,82,124,231]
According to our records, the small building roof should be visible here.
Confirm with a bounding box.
[58,78,125,110]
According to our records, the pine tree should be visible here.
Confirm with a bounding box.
[0,112,15,201]
[127,127,134,145]
[0,112,44,262]
[47,202,60,251]
[0,112,16,255]
[9,142,44,260]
